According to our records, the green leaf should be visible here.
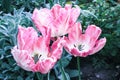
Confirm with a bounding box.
[17,76,23,80]
[81,9,98,19]
[66,69,79,78]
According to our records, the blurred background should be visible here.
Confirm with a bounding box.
[0,0,120,80]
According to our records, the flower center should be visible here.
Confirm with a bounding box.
[32,51,47,63]
[74,44,85,51]
[78,45,85,51]
[33,53,41,64]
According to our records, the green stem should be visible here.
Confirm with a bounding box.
[36,73,43,80]
[77,57,81,80]
[59,60,67,80]
[47,71,50,80]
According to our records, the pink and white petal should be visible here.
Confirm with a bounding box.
[18,26,38,51]
[69,5,80,25]
[79,50,93,57]
[33,38,49,60]
[51,37,65,59]
[64,35,88,57]
[70,47,92,57]
[32,8,43,28]
[85,25,102,42]
[68,22,82,43]
[11,46,35,71]
[34,57,57,74]
[39,28,51,50]
[32,4,80,37]
[51,7,69,36]
[65,4,72,10]
[70,48,81,57]
[90,37,106,55]
[38,9,53,26]
[54,8,68,28]
[37,26,48,37]
[77,34,91,46]
[63,36,75,54]
[11,46,21,64]
[51,4,62,19]
[32,8,52,30]
[34,37,44,50]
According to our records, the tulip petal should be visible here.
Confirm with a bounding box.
[68,22,82,43]
[34,57,56,74]
[32,4,80,37]
[11,46,35,71]
[85,25,102,47]
[18,26,38,52]
[32,8,52,28]
[64,23,106,57]
[51,37,65,59]
[11,26,64,74]
[90,38,106,55]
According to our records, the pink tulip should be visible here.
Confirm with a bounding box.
[32,4,80,37]
[64,23,106,57]
[11,26,64,74]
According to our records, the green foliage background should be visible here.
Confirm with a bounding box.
[0,0,120,79]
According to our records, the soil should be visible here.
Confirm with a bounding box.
[81,62,120,80]
[69,56,120,80]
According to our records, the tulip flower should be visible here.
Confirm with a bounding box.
[64,22,106,57]
[32,4,80,37]
[11,26,64,74]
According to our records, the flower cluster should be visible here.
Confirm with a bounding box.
[11,4,106,74]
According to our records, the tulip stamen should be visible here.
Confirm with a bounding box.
[78,45,84,51]
[33,54,39,64]
[33,53,42,64]
[74,45,76,47]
